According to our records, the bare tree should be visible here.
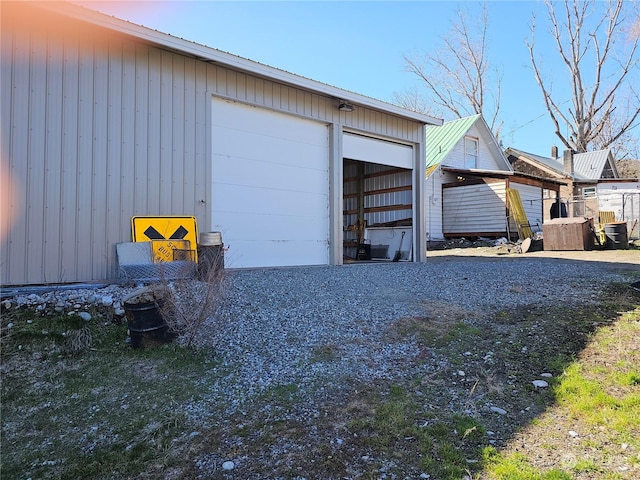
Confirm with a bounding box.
[391,85,434,117]
[528,0,640,154]
[396,3,503,139]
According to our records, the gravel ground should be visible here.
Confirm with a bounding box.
[192,255,637,414]
[5,254,636,417]
[3,250,638,478]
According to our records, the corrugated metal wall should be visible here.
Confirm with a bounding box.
[364,164,413,226]
[342,161,412,259]
[1,3,424,285]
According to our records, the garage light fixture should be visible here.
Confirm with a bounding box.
[338,102,355,112]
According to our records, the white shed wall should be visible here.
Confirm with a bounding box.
[442,181,507,235]
[1,4,426,285]
[510,182,543,233]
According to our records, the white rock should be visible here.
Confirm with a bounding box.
[458,370,466,377]
[101,295,113,306]
[78,312,92,321]
[420,474,430,479]
[569,430,579,437]
[490,406,507,415]
[540,372,553,378]
[222,461,235,470]
[532,380,549,388]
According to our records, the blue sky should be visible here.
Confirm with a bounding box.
[78,0,567,157]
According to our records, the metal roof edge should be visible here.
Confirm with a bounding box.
[441,166,514,176]
[43,1,442,126]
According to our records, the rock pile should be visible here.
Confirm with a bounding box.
[1,284,137,321]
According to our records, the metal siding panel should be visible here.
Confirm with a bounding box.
[43,37,64,281]
[425,176,444,241]
[119,42,136,248]
[171,57,187,212]
[147,48,162,212]
[0,27,13,284]
[91,45,109,280]
[105,41,124,278]
[76,43,95,280]
[194,60,209,227]
[59,35,80,282]
[134,43,149,213]
[26,35,48,282]
[182,57,196,214]
[2,30,23,283]
[172,56,186,213]
[159,50,173,213]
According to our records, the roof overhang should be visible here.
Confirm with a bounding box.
[442,166,514,179]
[37,1,442,126]
[442,166,567,185]
[596,178,640,184]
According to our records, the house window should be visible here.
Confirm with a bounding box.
[464,137,478,169]
[583,187,596,198]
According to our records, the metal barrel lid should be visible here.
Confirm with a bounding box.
[199,231,222,246]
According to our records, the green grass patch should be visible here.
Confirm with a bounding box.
[1,307,217,480]
[347,385,488,479]
[483,449,574,480]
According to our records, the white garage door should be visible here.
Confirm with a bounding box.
[211,99,330,268]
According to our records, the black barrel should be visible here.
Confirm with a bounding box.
[123,300,168,348]
[604,222,629,250]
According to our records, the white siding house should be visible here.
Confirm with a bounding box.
[425,115,513,241]
[1,1,441,285]
[425,115,559,242]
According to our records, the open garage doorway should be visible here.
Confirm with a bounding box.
[343,159,414,262]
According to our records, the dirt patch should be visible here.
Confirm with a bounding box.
[427,241,640,266]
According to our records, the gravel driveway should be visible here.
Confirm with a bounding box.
[197,253,637,416]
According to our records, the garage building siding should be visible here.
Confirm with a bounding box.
[1,3,428,285]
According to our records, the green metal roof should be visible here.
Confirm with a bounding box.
[425,114,480,169]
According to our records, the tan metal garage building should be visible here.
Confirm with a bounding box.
[1,1,440,285]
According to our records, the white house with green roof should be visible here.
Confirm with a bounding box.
[425,115,558,242]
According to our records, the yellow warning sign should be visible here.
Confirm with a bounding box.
[131,216,198,263]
